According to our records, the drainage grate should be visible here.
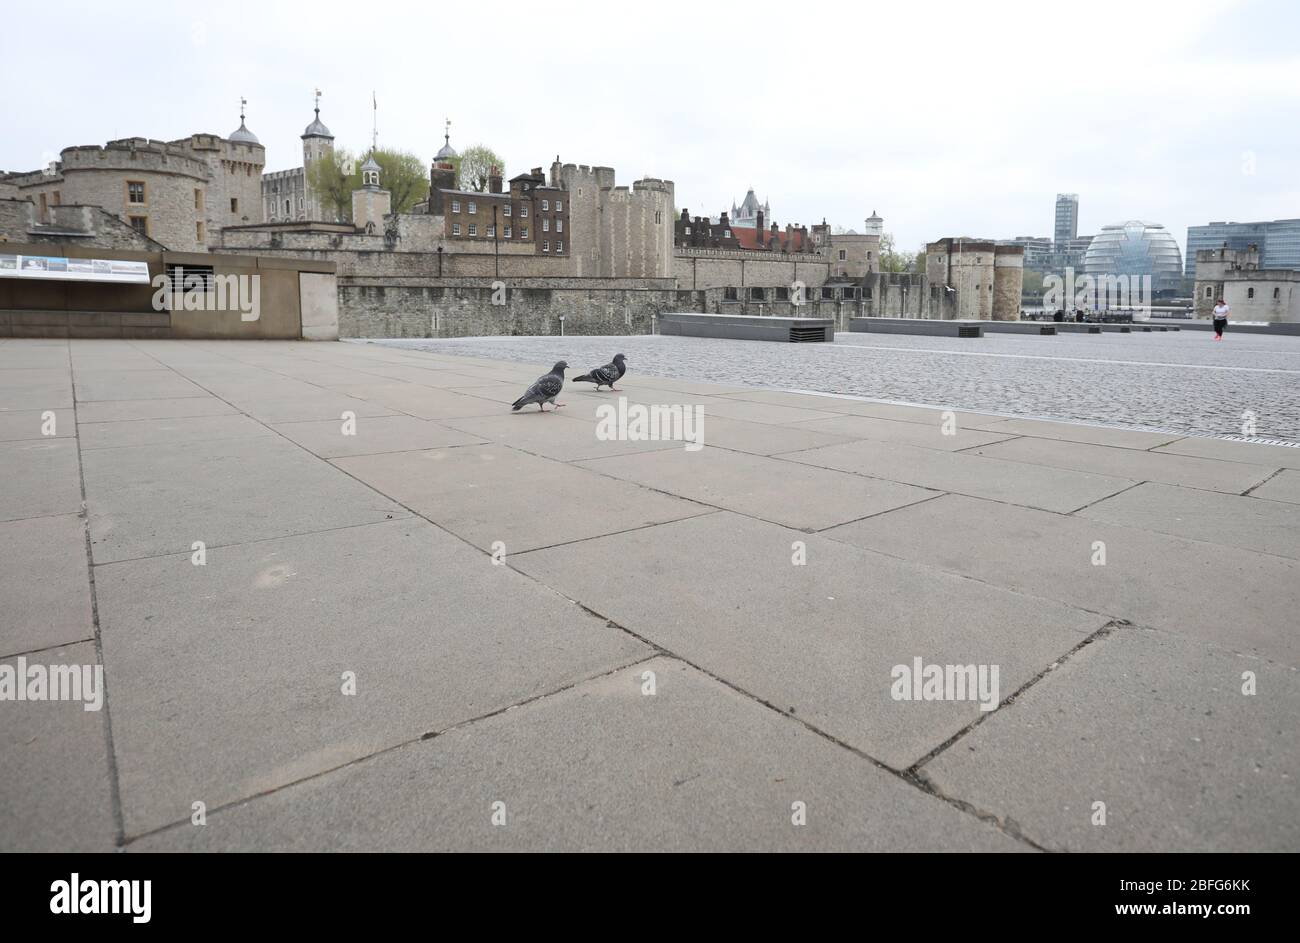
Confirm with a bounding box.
[956,325,982,338]
[789,326,829,342]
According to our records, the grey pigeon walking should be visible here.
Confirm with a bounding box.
[511,361,568,412]
[573,353,627,391]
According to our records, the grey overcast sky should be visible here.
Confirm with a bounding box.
[3,0,1296,254]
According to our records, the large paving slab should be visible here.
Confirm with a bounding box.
[223,388,399,424]
[1250,468,1300,505]
[271,414,485,458]
[440,411,683,463]
[95,518,648,837]
[514,512,1106,770]
[579,446,936,531]
[333,443,707,553]
[1077,481,1300,560]
[0,438,83,523]
[82,435,411,563]
[971,435,1275,494]
[130,658,1023,852]
[0,642,118,853]
[974,417,1182,450]
[77,413,273,450]
[676,414,856,456]
[674,397,844,426]
[329,383,506,420]
[0,514,93,658]
[1153,436,1300,469]
[72,369,211,402]
[825,493,1300,666]
[74,396,238,423]
[0,368,73,410]
[793,413,1019,451]
[777,438,1135,514]
[798,398,1013,430]
[920,627,1300,852]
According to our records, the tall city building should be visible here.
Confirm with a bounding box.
[1054,193,1078,246]
[1185,218,1300,278]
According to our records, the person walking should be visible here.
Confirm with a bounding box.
[1212,298,1230,340]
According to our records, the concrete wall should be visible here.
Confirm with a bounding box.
[0,242,335,339]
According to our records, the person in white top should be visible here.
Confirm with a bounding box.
[1212,299,1230,340]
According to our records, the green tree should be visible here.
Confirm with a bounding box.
[455,144,506,192]
[305,148,356,222]
[366,149,428,214]
[878,232,917,273]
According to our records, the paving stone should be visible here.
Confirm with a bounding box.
[0,514,93,658]
[825,493,1300,666]
[95,518,647,837]
[1078,481,1300,559]
[130,658,1023,852]
[579,446,936,531]
[920,627,1300,852]
[0,438,83,523]
[778,438,1134,513]
[271,414,485,458]
[0,642,118,852]
[333,443,707,553]
[971,436,1274,494]
[514,512,1105,770]
[82,435,410,563]
[1250,469,1300,505]
[794,413,1019,451]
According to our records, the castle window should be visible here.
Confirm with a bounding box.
[520,205,529,218]
[685,227,692,235]
[556,200,563,212]
[1206,286,1213,298]
[52,190,61,205]
[542,241,550,253]
[724,287,738,301]
[285,200,290,215]
[776,287,789,301]
[504,205,511,217]
[725,230,731,238]
[1247,287,1255,299]
[196,221,205,242]
[556,220,563,233]
[127,181,146,204]
[504,227,512,238]
[542,219,549,232]
[231,197,238,213]
[487,225,495,237]
[194,189,203,210]
[520,226,528,239]
[541,199,549,211]
[838,250,847,261]
[452,223,461,236]
[468,202,477,214]
[129,216,148,235]
[556,241,563,253]
[1275,287,1281,299]
[452,201,461,213]
[468,224,477,236]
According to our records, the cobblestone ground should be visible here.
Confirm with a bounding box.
[372,331,1300,443]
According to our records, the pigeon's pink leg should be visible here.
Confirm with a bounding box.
[554,402,566,408]
[610,386,622,391]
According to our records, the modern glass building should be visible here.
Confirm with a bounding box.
[1185,219,1300,278]
[1083,221,1184,294]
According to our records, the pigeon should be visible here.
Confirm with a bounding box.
[511,361,568,412]
[573,353,627,391]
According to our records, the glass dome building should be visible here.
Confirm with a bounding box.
[1083,221,1185,294]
